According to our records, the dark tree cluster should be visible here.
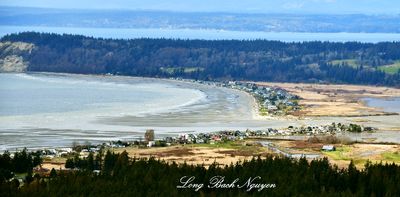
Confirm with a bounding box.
[0,149,42,195]
[1,150,400,197]
[65,152,102,171]
[1,32,400,86]
[0,149,42,181]
[348,124,363,133]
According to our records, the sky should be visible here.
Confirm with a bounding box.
[0,0,399,15]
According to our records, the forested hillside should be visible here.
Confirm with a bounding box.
[1,32,400,86]
[1,152,400,197]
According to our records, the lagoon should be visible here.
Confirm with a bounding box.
[363,97,400,113]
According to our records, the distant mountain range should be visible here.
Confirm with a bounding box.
[1,6,400,33]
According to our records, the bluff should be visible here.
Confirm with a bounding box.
[1,32,400,86]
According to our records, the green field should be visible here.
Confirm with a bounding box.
[382,152,400,162]
[378,61,400,74]
[330,59,359,68]
[322,146,352,160]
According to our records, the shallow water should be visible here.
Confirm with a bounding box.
[0,73,272,150]
[362,97,400,113]
[1,73,400,150]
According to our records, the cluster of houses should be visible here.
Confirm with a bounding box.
[152,123,373,146]
[37,146,102,160]
[224,81,300,115]
[174,78,300,115]
[23,123,374,160]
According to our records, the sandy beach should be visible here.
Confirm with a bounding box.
[2,73,400,150]
[255,82,400,117]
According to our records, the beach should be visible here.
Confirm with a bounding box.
[255,82,400,117]
[0,73,271,150]
[1,73,400,150]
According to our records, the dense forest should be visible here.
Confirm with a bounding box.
[1,32,400,86]
[0,149,42,188]
[1,150,400,196]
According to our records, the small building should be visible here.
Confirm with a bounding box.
[147,141,155,147]
[267,105,278,110]
[322,145,336,151]
[196,139,205,144]
[364,127,376,132]
[93,170,101,175]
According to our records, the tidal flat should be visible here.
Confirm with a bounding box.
[1,72,400,150]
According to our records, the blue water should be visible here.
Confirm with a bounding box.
[1,26,400,43]
[363,97,400,113]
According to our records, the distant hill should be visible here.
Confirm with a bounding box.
[1,6,400,33]
[1,32,400,86]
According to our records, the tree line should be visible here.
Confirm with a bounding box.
[0,148,42,194]
[0,149,42,181]
[1,149,400,196]
[1,32,400,86]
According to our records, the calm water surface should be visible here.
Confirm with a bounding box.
[363,97,400,113]
[1,26,400,42]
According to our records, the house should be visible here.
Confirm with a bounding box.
[147,141,155,147]
[211,135,222,141]
[322,145,336,151]
[196,139,205,144]
[93,170,101,175]
[267,105,278,110]
[364,127,376,132]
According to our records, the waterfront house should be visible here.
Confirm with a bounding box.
[267,105,278,110]
[322,145,336,151]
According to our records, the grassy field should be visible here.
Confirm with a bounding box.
[191,140,260,150]
[321,146,371,168]
[378,61,400,74]
[322,146,352,160]
[330,59,400,74]
[113,140,268,167]
[330,59,359,68]
[321,144,400,168]
[381,151,400,162]
[259,107,269,116]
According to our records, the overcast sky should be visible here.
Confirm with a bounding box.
[1,0,399,14]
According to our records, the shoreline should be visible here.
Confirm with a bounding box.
[254,81,400,117]
[23,71,400,119]
[1,72,400,150]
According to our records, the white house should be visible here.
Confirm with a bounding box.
[322,145,336,151]
[267,105,278,110]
